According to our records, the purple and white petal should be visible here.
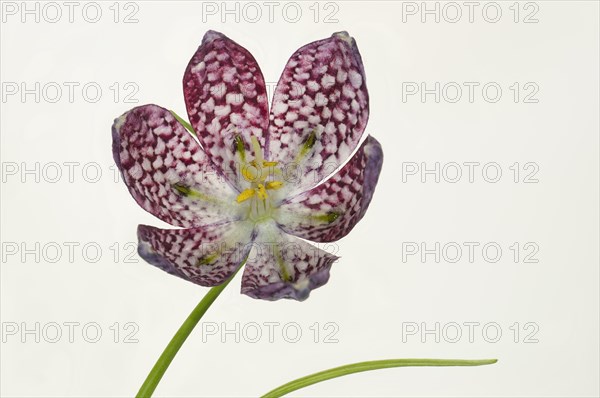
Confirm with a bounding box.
[268,31,369,194]
[183,30,269,187]
[112,104,241,228]
[138,221,255,287]
[241,224,338,301]
[276,136,383,243]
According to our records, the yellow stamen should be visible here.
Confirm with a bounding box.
[265,181,283,190]
[256,184,267,200]
[236,188,256,203]
[236,136,287,220]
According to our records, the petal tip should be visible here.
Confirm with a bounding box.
[332,31,356,47]
[136,224,185,279]
[332,30,350,39]
[364,135,383,158]
[111,104,169,170]
[360,136,384,218]
[202,30,226,44]
[365,136,384,168]
[112,112,127,133]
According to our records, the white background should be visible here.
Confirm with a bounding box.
[1,1,599,397]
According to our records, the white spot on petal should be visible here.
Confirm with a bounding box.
[333,108,345,121]
[321,74,335,89]
[154,125,171,137]
[214,104,231,117]
[300,106,313,116]
[273,101,289,116]
[307,80,320,91]
[204,50,217,62]
[243,103,260,118]
[293,120,308,130]
[201,97,215,112]
[230,112,242,124]
[349,70,363,89]
[191,61,206,73]
[223,67,237,83]
[325,122,336,134]
[315,92,328,107]
[212,83,226,99]
[192,151,204,162]
[308,194,321,205]
[152,157,163,169]
[206,118,221,134]
[308,115,321,125]
[226,92,244,106]
[142,158,152,171]
[293,72,310,81]
[342,84,356,99]
[130,163,143,179]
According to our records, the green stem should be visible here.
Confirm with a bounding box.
[261,358,498,398]
[135,273,237,398]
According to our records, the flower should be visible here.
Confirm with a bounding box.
[112,30,383,301]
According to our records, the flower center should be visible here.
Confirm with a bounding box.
[236,136,284,223]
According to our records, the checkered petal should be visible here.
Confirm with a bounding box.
[241,225,338,301]
[183,30,269,188]
[112,104,241,228]
[276,136,383,243]
[138,221,255,287]
[267,31,369,194]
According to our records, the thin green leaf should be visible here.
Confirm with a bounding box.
[261,358,498,398]
[170,110,196,137]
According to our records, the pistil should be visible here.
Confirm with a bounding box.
[235,135,285,223]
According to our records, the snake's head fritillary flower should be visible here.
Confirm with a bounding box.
[112,31,383,301]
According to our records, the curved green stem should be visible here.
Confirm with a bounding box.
[261,358,498,398]
[135,273,237,398]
